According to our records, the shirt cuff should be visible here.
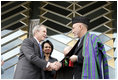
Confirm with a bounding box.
[77,56,79,62]
[46,62,50,68]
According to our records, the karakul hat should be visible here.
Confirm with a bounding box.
[72,16,90,26]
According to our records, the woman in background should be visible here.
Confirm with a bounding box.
[42,40,57,79]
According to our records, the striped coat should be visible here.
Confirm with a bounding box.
[82,32,109,79]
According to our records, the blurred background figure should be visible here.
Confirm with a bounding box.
[56,46,73,79]
[63,46,72,56]
[1,56,4,74]
[42,40,57,79]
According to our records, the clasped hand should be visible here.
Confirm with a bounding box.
[46,61,62,71]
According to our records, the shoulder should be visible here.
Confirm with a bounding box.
[84,32,100,41]
[23,38,34,43]
[22,38,35,46]
[90,33,103,45]
[90,33,98,38]
[89,33,100,41]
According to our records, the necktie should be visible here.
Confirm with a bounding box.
[39,43,43,57]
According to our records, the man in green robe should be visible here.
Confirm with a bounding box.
[62,16,109,79]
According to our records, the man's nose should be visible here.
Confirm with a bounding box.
[72,30,74,34]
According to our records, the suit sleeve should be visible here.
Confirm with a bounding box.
[20,38,48,69]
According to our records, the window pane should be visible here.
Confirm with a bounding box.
[1,30,25,45]
[47,38,67,53]
[51,49,64,61]
[2,47,20,61]
[1,39,22,53]
[50,34,72,44]
[3,56,18,69]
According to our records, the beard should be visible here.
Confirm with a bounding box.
[74,31,81,38]
[73,33,79,38]
[74,35,78,38]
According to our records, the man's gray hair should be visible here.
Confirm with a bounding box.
[82,23,88,30]
[32,24,46,36]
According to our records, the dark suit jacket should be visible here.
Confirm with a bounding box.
[14,38,48,79]
[68,37,84,79]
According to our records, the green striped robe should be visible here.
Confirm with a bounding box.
[82,32,109,79]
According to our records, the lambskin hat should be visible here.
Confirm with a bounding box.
[72,16,90,26]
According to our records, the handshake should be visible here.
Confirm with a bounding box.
[46,61,62,71]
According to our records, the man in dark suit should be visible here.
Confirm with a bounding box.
[14,25,61,79]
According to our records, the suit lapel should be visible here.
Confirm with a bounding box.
[74,37,84,55]
[32,38,39,47]
[31,38,43,58]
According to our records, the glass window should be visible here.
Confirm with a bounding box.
[3,56,18,69]
[1,30,25,45]
[47,28,59,36]
[1,66,15,79]
[51,49,64,61]
[99,34,111,43]
[47,38,67,53]
[104,44,112,51]
[89,31,101,36]
[1,39,22,53]
[50,34,72,44]
[1,30,12,37]
[2,47,20,61]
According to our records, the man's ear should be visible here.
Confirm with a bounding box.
[80,24,83,30]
